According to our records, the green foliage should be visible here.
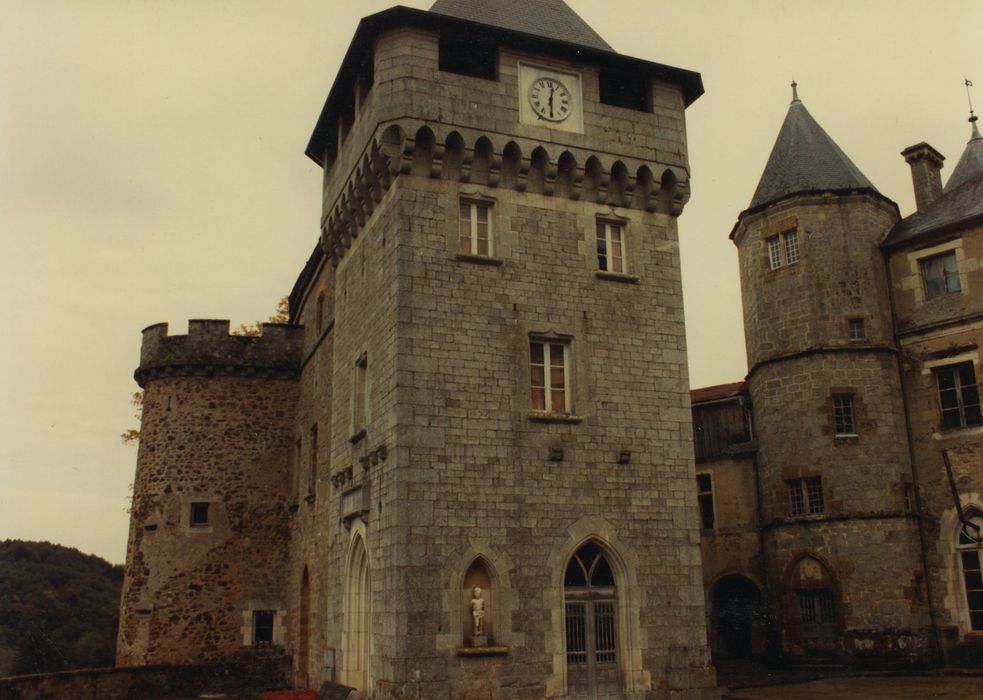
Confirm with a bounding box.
[0,540,123,676]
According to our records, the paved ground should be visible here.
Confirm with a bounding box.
[723,675,983,699]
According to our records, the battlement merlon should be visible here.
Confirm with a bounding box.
[134,319,304,388]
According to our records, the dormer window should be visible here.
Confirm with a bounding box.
[920,250,960,299]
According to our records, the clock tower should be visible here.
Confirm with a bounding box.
[118,1,717,697]
[289,2,715,694]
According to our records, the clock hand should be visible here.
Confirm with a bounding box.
[549,86,555,119]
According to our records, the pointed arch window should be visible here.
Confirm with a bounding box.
[958,511,983,631]
[564,543,619,695]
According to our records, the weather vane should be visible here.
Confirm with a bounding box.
[966,77,977,124]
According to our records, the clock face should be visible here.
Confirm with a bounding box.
[528,77,572,122]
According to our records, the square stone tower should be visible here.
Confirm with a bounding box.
[285,3,714,697]
[120,2,717,698]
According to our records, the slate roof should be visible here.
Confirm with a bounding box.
[690,381,746,405]
[944,118,983,193]
[882,170,983,249]
[429,0,613,52]
[748,93,878,210]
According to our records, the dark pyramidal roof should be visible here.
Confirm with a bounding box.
[944,116,983,193]
[749,86,877,210]
[429,0,613,52]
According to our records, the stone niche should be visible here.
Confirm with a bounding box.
[463,559,494,647]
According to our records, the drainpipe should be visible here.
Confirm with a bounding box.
[884,260,943,664]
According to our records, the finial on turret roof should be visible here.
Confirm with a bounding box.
[791,80,800,103]
[966,78,980,139]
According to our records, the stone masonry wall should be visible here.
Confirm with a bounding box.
[118,370,297,666]
[887,220,983,644]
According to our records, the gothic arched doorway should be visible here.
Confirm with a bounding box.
[786,555,840,659]
[564,542,621,699]
[343,534,369,692]
[710,574,764,659]
[958,511,983,631]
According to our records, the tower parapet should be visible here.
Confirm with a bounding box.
[136,320,303,387]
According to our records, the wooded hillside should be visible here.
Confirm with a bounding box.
[0,540,123,676]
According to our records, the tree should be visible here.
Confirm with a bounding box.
[121,298,290,445]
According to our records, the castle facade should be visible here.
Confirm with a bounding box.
[117,2,719,698]
[115,0,983,695]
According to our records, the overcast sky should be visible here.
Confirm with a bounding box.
[1,0,980,564]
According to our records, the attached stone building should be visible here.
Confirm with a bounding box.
[693,91,983,667]
[117,1,720,698]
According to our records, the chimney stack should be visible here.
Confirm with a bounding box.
[901,142,945,211]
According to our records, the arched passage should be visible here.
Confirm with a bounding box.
[564,541,621,699]
[709,574,764,660]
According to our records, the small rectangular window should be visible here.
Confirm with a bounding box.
[352,352,368,439]
[316,292,325,333]
[848,318,866,341]
[696,473,715,530]
[598,68,650,112]
[596,221,625,273]
[530,339,570,414]
[439,35,497,81]
[805,477,824,514]
[934,362,982,430]
[788,480,805,517]
[190,502,210,527]
[832,394,856,435]
[252,610,275,644]
[788,478,824,516]
[920,251,960,299]
[784,230,799,264]
[308,424,318,494]
[459,201,491,256]
[293,438,302,500]
[767,235,782,270]
[767,229,799,269]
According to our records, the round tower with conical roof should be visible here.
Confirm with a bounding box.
[730,86,935,663]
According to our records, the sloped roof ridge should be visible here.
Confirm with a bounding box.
[944,117,983,193]
[429,0,613,52]
[749,96,877,210]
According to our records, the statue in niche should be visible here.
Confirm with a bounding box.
[470,586,486,636]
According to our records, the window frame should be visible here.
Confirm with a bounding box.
[788,477,824,517]
[189,502,210,528]
[350,352,368,442]
[530,338,572,415]
[766,228,800,269]
[933,361,982,430]
[459,199,493,257]
[919,250,961,300]
[696,472,715,531]
[847,318,866,342]
[596,220,627,274]
[252,609,276,645]
[832,394,857,436]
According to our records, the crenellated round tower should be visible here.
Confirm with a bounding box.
[117,320,302,666]
[731,86,935,663]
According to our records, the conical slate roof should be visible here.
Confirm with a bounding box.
[944,117,983,193]
[749,88,877,210]
[429,0,613,52]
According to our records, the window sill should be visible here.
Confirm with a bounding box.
[933,424,983,439]
[186,525,214,534]
[349,429,367,445]
[834,433,859,440]
[595,270,639,284]
[456,253,503,266]
[528,411,582,424]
